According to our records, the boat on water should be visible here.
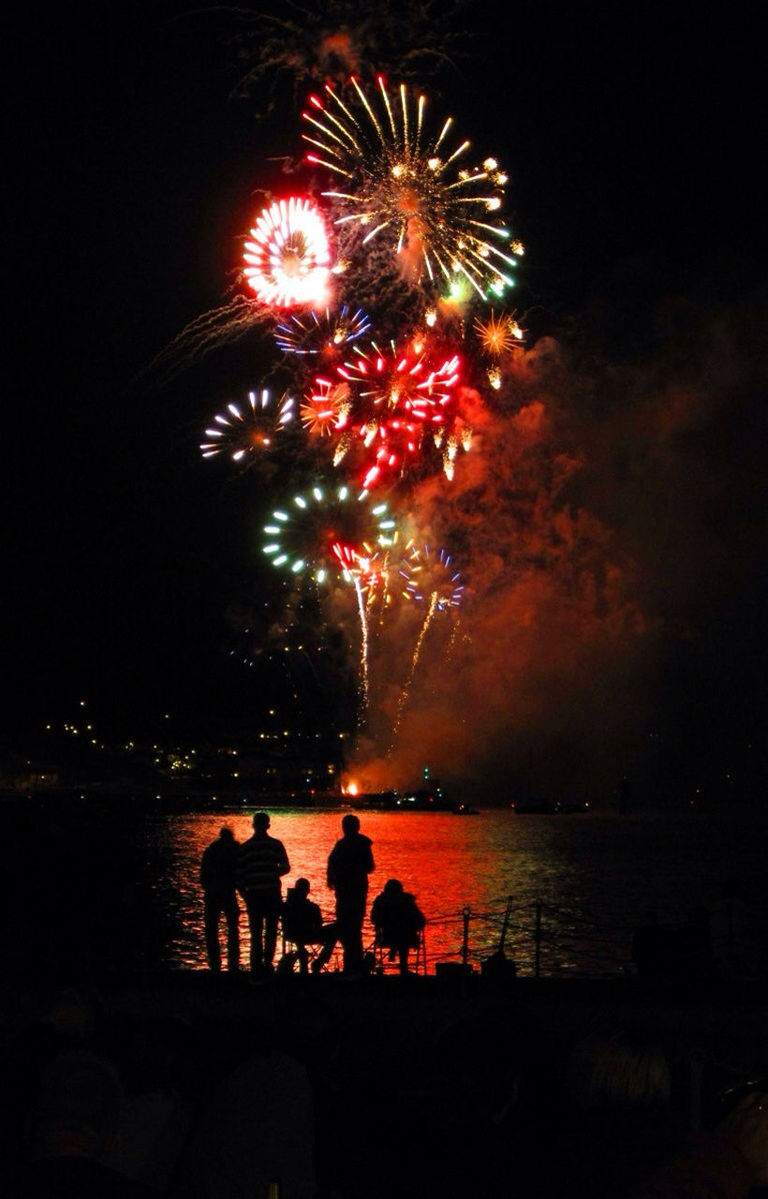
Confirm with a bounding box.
[350,784,477,813]
[510,798,590,814]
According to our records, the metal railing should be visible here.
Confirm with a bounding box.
[421,895,636,978]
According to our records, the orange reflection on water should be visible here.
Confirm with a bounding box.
[161,807,575,973]
[161,805,603,973]
[149,808,768,977]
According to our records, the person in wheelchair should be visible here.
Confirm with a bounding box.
[370,878,426,975]
[281,878,326,974]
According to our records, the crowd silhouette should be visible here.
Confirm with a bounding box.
[5,976,768,1198]
[201,813,426,978]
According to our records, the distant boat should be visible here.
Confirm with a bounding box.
[510,798,590,814]
[350,785,468,812]
[350,790,399,810]
[396,788,451,810]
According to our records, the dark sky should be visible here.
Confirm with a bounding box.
[5,3,767,800]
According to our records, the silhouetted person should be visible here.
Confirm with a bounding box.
[7,1050,153,1197]
[632,1090,768,1198]
[236,812,290,973]
[313,814,374,974]
[200,827,240,973]
[618,775,633,814]
[281,878,325,974]
[563,1030,680,1197]
[371,879,425,975]
[710,878,763,979]
[172,1034,317,1198]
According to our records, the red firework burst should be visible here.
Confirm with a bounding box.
[326,337,461,485]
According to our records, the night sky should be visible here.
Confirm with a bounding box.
[6,2,767,803]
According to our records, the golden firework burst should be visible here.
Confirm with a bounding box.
[473,311,522,357]
[300,380,350,435]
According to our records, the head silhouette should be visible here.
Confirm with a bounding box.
[219,827,235,842]
[383,878,404,896]
[253,812,270,833]
[341,814,360,836]
[569,1031,671,1112]
[294,878,310,898]
[34,1050,124,1159]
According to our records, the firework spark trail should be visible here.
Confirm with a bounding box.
[365,554,394,634]
[353,575,370,721]
[445,615,463,660]
[229,1,470,103]
[389,589,439,751]
[142,296,270,389]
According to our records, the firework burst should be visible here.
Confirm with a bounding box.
[303,76,520,299]
[243,197,332,308]
[300,378,351,436]
[275,304,371,357]
[399,542,464,610]
[473,310,524,357]
[332,336,461,485]
[201,388,296,462]
[261,482,398,583]
[331,540,397,595]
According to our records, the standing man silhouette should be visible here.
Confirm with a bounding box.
[200,826,240,972]
[236,812,290,973]
[315,814,374,974]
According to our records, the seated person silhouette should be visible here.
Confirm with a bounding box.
[370,879,426,975]
[281,878,326,974]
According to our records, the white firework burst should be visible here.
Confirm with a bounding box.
[243,197,332,308]
[200,388,296,462]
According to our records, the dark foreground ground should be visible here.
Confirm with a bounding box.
[2,969,768,1197]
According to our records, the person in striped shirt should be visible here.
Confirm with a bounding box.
[236,812,290,973]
